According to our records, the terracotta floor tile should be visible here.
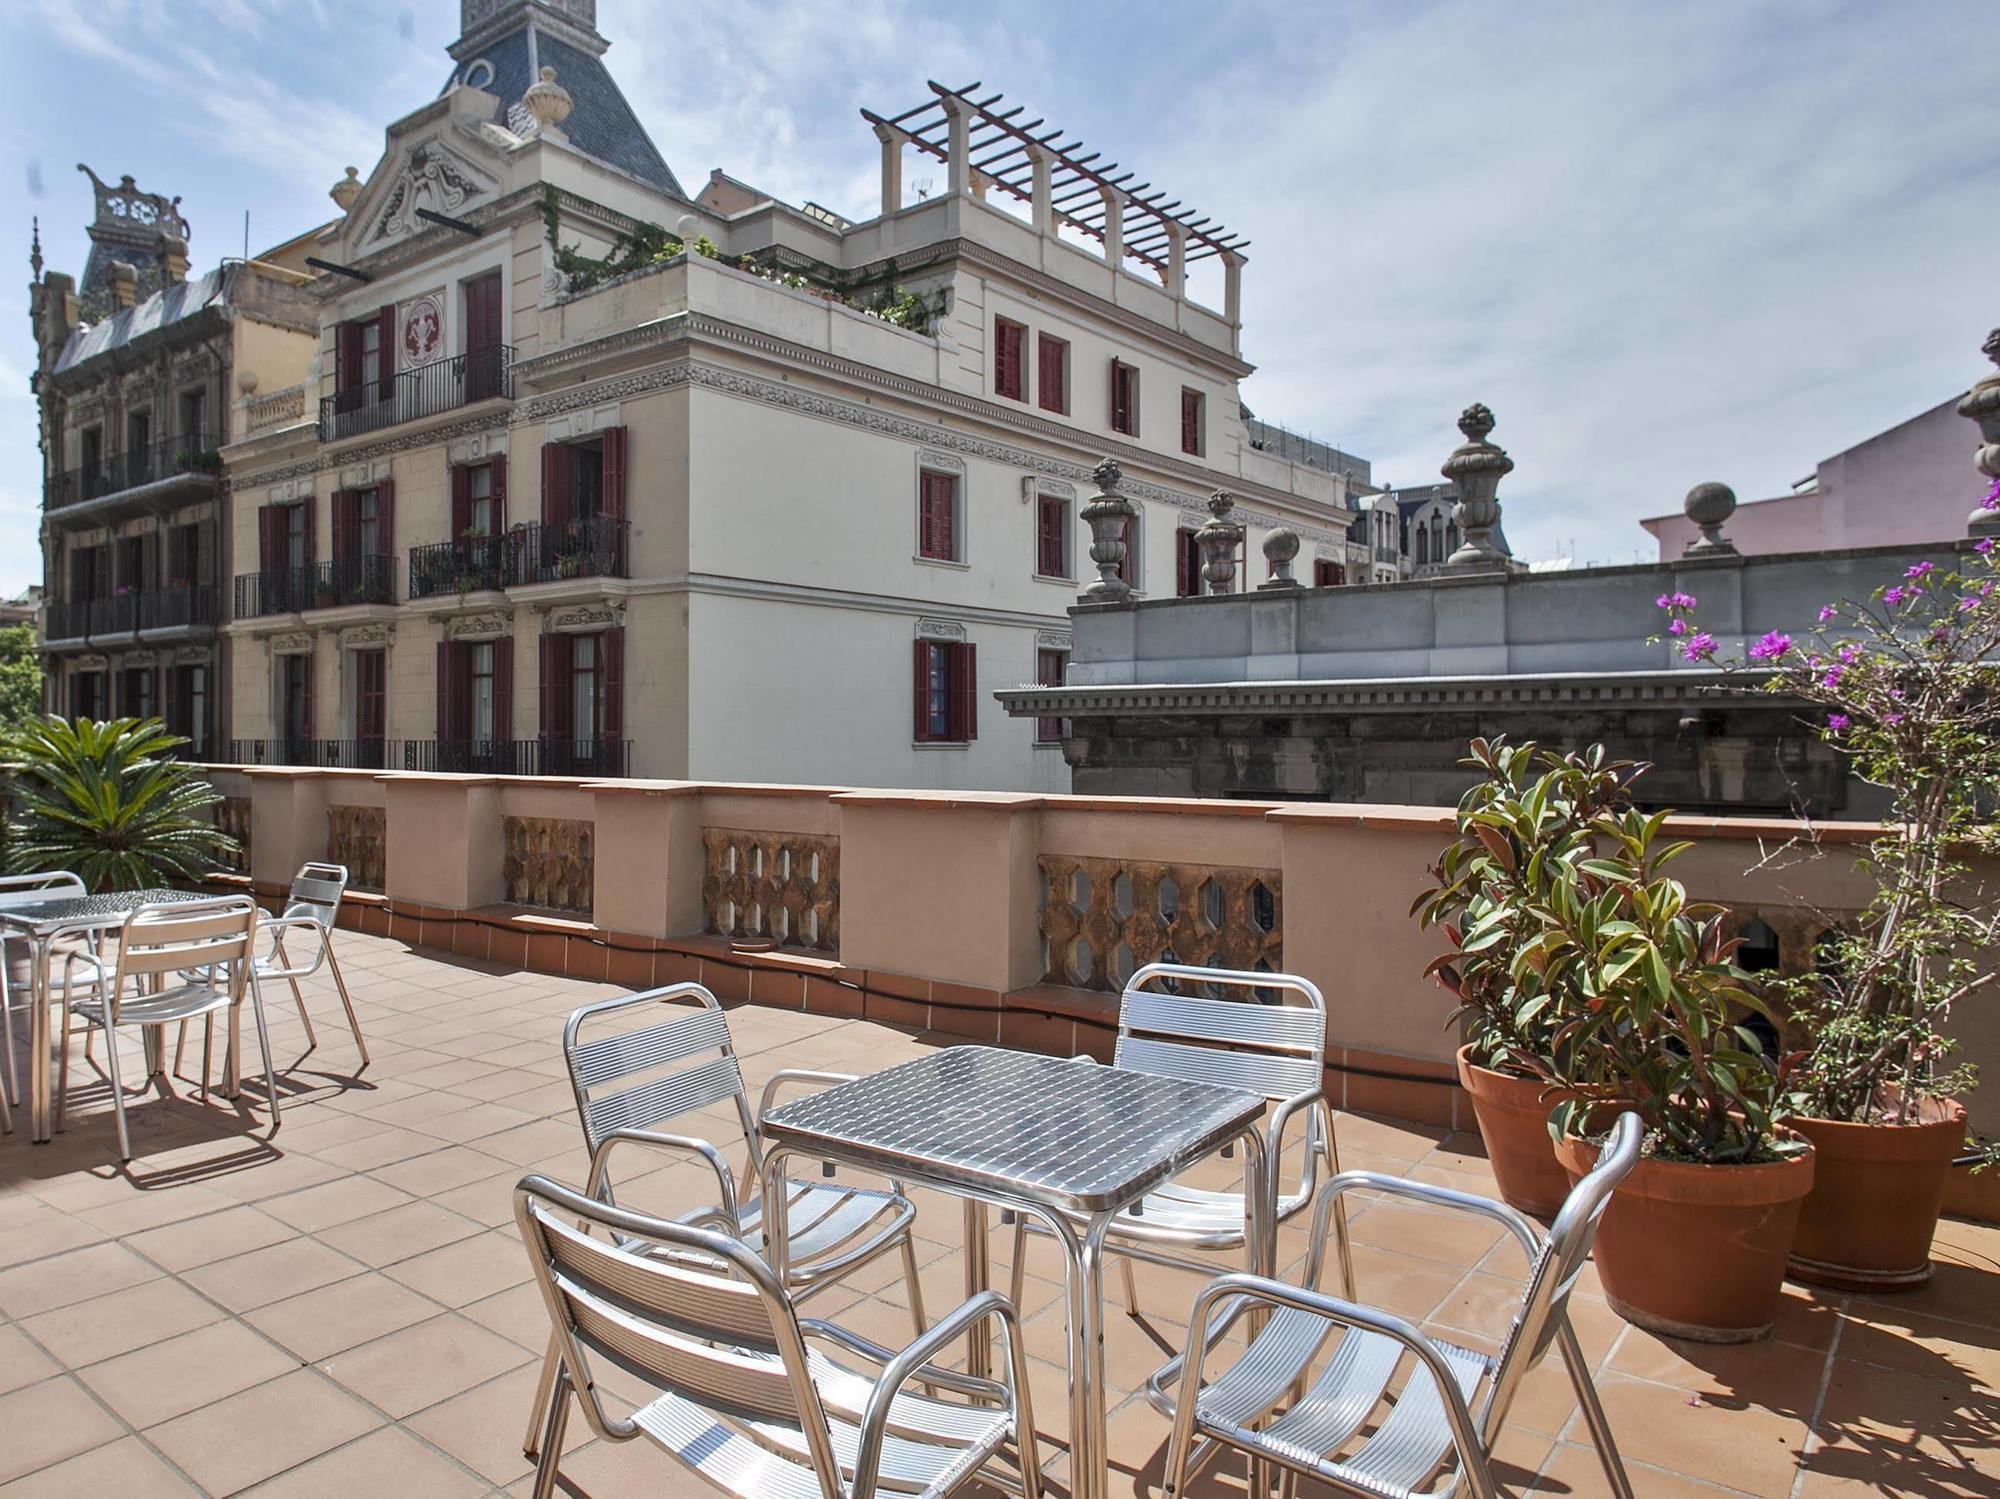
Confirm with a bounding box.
[21,1273,223,1368]
[370,1145,517,1199]
[145,1367,381,1494]
[383,1227,532,1307]
[259,1172,416,1233]
[1527,1440,1743,1497]
[244,1270,443,1362]
[181,1234,366,1312]
[80,1317,301,1428]
[319,1312,532,1418]
[1801,1356,1999,1497]
[406,1363,586,1485]
[0,1375,128,1484]
[239,1425,489,1497]
[0,1239,159,1318]
[0,1434,196,1496]
[0,1326,57,1396]
[316,1198,486,1268]
[1588,1370,1809,1495]
[461,1279,555,1352]
[121,1202,296,1271]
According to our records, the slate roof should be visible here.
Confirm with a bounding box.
[53,268,226,375]
[447,23,682,198]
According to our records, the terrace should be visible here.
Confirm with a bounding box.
[0,769,1994,1495]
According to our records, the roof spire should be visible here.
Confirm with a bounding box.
[29,216,41,282]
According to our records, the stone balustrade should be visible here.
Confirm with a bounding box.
[188,766,2000,1153]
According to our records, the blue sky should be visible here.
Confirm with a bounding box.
[2,0,1994,595]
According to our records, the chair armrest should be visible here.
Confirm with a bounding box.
[852,1291,1027,1493]
[798,1319,1008,1403]
[756,1068,859,1124]
[584,1128,742,1236]
[255,916,330,981]
[1304,1170,1542,1287]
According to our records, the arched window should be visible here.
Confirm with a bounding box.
[1414,528,1429,564]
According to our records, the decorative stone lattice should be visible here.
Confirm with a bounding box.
[214,797,251,874]
[1039,854,1281,992]
[327,805,386,893]
[503,817,594,913]
[702,830,840,954]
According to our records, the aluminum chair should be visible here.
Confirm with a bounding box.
[0,871,87,1132]
[57,895,278,1163]
[523,983,932,1459]
[518,1175,1039,1499]
[1148,1111,1644,1499]
[1009,962,1352,1317]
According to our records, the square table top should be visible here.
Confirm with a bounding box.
[761,1045,1266,1214]
[0,886,220,936]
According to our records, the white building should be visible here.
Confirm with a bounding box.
[220,0,1358,791]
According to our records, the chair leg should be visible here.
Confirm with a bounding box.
[246,978,282,1129]
[0,957,18,1109]
[325,944,369,1067]
[1119,1248,1142,1317]
[523,1336,562,1460]
[55,1010,73,1130]
[898,1229,929,1339]
[530,1366,571,1499]
[200,1016,214,1104]
[172,1018,187,1080]
[1324,1113,1357,1300]
[287,973,318,1055]
[102,1021,132,1163]
[1008,1215,1029,1310]
[1558,1316,1636,1499]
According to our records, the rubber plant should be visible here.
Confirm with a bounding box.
[6,715,238,892]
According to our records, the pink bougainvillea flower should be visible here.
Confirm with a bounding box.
[1681,632,1718,662]
[1748,630,1792,661]
[1984,476,2000,510]
[1818,605,1838,623]
[1838,644,1861,663]
[1905,561,1934,581]
[1820,666,1844,689]
[1827,714,1849,732]
[1668,618,1687,636]
[1885,712,1905,725]
[1883,586,1907,606]
[1978,537,1996,555]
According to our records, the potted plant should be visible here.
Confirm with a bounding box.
[1414,738,1638,1216]
[1657,535,2000,1289]
[1531,803,1813,1343]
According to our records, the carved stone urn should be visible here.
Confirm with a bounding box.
[1441,403,1516,568]
[1078,459,1137,602]
[1259,527,1301,589]
[1196,491,1244,592]
[1960,329,2000,539]
[329,166,362,214]
[1682,481,1739,557]
[523,66,575,136]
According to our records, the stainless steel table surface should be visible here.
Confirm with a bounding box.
[0,887,216,1142]
[761,1044,1270,1499]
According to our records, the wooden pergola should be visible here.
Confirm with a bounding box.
[861,81,1249,288]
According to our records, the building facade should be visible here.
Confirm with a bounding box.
[28,170,318,751]
[215,0,1359,790]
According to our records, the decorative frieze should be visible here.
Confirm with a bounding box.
[442,611,513,641]
[268,633,314,656]
[339,622,396,649]
[914,617,966,642]
[542,602,622,634]
[503,816,593,913]
[327,805,386,892]
[1038,853,1281,992]
[702,829,839,954]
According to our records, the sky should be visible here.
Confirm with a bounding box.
[1,0,1994,594]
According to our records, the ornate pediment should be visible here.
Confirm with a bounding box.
[361,136,498,249]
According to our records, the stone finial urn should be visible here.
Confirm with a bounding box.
[523,66,575,135]
[1960,329,2000,539]
[1196,491,1244,592]
[329,166,362,213]
[1258,527,1301,589]
[1441,403,1516,568]
[1682,481,1739,557]
[1078,459,1137,602]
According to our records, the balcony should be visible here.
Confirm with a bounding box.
[224,737,390,769]
[318,344,513,443]
[234,556,396,618]
[42,600,90,644]
[406,517,629,601]
[402,737,631,777]
[43,435,220,516]
[138,582,219,633]
[85,592,139,638]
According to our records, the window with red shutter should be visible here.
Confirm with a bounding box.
[1110,361,1138,436]
[1037,334,1067,414]
[1181,388,1204,456]
[912,639,974,743]
[917,471,957,561]
[1035,647,1067,743]
[1113,514,1138,588]
[949,641,977,742]
[1314,560,1345,587]
[1035,493,1068,577]
[1176,528,1200,597]
[993,319,1025,401]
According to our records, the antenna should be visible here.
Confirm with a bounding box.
[243,210,250,260]
[911,177,934,201]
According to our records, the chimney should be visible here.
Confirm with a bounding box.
[160,232,189,284]
[106,260,138,309]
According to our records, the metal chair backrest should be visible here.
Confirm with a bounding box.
[562,984,761,1197]
[1115,963,1328,1102]
[284,862,349,932]
[0,871,86,908]
[516,1174,844,1492]
[109,897,256,1012]
[1483,1111,1643,1433]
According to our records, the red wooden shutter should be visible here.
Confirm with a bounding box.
[1037,495,1063,576]
[1038,334,1064,413]
[330,490,353,564]
[912,640,930,742]
[491,454,507,531]
[336,321,362,394]
[435,641,453,742]
[300,656,315,742]
[258,505,281,574]
[601,627,624,744]
[601,426,627,521]
[464,271,501,351]
[1182,390,1201,454]
[451,465,471,536]
[541,443,571,528]
[950,642,977,742]
[1176,529,1192,596]
[376,306,397,400]
[1109,362,1120,428]
[376,480,396,595]
[493,636,513,744]
[539,632,572,741]
[301,501,316,568]
[994,320,1023,400]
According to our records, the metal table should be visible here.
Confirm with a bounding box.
[760,1045,1271,1499]
[0,888,215,1143]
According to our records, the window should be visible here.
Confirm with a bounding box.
[80,426,103,472]
[438,637,514,766]
[1313,560,1345,588]
[1180,389,1204,456]
[351,651,385,766]
[1175,527,1202,597]
[117,535,145,592]
[1414,527,1429,565]
[470,642,496,743]
[537,628,623,772]
[169,664,210,756]
[1035,648,1067,744]
[1035,492,1069,578]
[120,666,154,720]
[335,307,396,408]
[572,635,601,746]
[71,671,106,720]
[126,409,151,457]
[281,654,312,748]
[179,388,207,445]
[571,440,605,521]
[358,317,382,391]
[285,503,308,569]
[468,464,495,534]
[168,524,201,588]
[912,639,977,743]
[1037,334,1068,414]
[917,470,959,562]
[1110,361,1138,436]
[993,318,1026,402]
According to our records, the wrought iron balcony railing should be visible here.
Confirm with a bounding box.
[225,738,390,770]
[86,593,139,637]
[139,583,218,632]
[44,435,220,511]
[43,601,90,642]
[318,345,513,443]
[407,517,628,599]
[235,556,396,617]
[403,738,631,777]
[408,534,511,600]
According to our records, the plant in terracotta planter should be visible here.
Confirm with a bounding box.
[1414,737,1641,1216]
[1514,799,1812,1342]
[1657,532,2000,1288]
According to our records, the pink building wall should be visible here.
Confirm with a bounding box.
[1644,397,1981,558]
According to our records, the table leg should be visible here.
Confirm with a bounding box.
[963,1198,991,1379]
[1075,1214,1113,1499]
[29,936,52,1143]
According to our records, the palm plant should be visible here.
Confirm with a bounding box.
[6,716,237,891]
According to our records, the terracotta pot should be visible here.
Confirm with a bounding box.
[1785,1098,1966,1291]
[1456,1045,1571,1218]
[1554,1132,1814,1344]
